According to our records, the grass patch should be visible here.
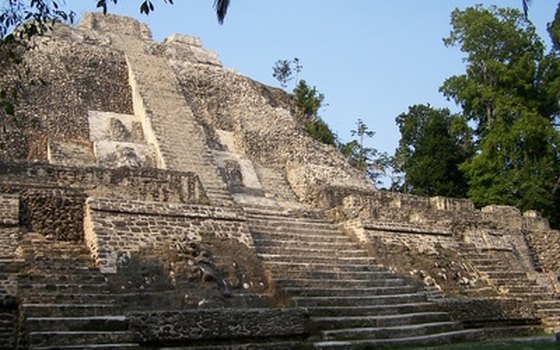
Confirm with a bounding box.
[402,336,557,350]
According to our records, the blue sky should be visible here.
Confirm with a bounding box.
[68,1,558,156]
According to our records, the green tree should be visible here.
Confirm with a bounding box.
[272,57,303,89]
[272,59,293,89]
[394,104,472,197]
[549,3,560,52]
[441,5,560,225]
[292,79,336,146]
[340,119,387,186]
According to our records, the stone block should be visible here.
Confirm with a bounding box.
[129,308,309,343]
[0,193,18,226]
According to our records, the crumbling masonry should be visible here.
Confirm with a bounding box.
[0,14,559,349]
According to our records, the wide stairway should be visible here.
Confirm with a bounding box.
[244,204,483,349]
[461,244,560,333]
[17,234,138,350]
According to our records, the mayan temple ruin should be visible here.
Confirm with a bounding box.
[0,13,559,349]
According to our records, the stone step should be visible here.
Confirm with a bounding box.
[20,266,99,275]
[305,302,441,317]
[513,292,557,301]
[474,264,509,272]
[293,293,427,307]
[467,258,504,266]
[312,312,451,330]
[481,325,545,339]
[283,285,419,297]
[253,238,357,249]
[246,208,325,219]
[21,304,118,317]
[320,321,462,341]
[19,273,108,284]
[276,277,412,289]
[487,277,538,286]
[497,285,550,295]
[257,246,368,257]
[26,316,129,332]
[246,212,327,224]
[484,271,528,279]
[19,254,93,262]
[538,308,560,317]
[206,190,233,199]
[314,328,483,349]
[20,246,90,255]
[535,300,560,309]
[20,293,116,304]
[263,260,394,279]
[32,344,140,350]
[263,260,384,271]
[28,330,135,347]
[252,232,351,243]
[267,269,402,281]
[248,219,336,231]
[165,341,303,350]
[258,254,376,265]
[19,282,110,293]
[542,316,560,325]
[251,227,340,238]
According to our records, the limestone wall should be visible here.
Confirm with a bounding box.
[20,189,85,241]
[1,22,133,161]
[84,198,253,273]
[524,228,560,272]
[169,53,374,203]
[129,308,309,344]
[0,193,20,261]
[0,194,18,226]
[0,192,19,344]
[0,162,205,204]
[0,162,206,240]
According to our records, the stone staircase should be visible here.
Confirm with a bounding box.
[461,244,560,332]
[110,29,234,208]
[523,229,560,273]
[244,204,483,349]
[254,166,300,204]
[17,234,138,349]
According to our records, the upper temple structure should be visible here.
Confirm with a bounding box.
[0,13,558,349]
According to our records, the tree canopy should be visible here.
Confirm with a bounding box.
[394,104,472,197]
[394,5,560,226]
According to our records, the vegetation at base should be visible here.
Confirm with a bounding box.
[400,336,558,350]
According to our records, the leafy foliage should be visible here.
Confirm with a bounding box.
[292,79,336,146]
[293,79,324,118]
[339,119,388,186]
[304,117,336,146]
[394,104,472,197]
[0,0,74,39]
[272,57,302,89]
[440,5,560,225]
[272,59,292,89]
[549,3,560,52]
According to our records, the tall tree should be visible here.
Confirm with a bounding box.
[293,79,336,146]
[549,3,560,52]
[394,104,472,197]
[339,119,388,187]
[441,5,560,224]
